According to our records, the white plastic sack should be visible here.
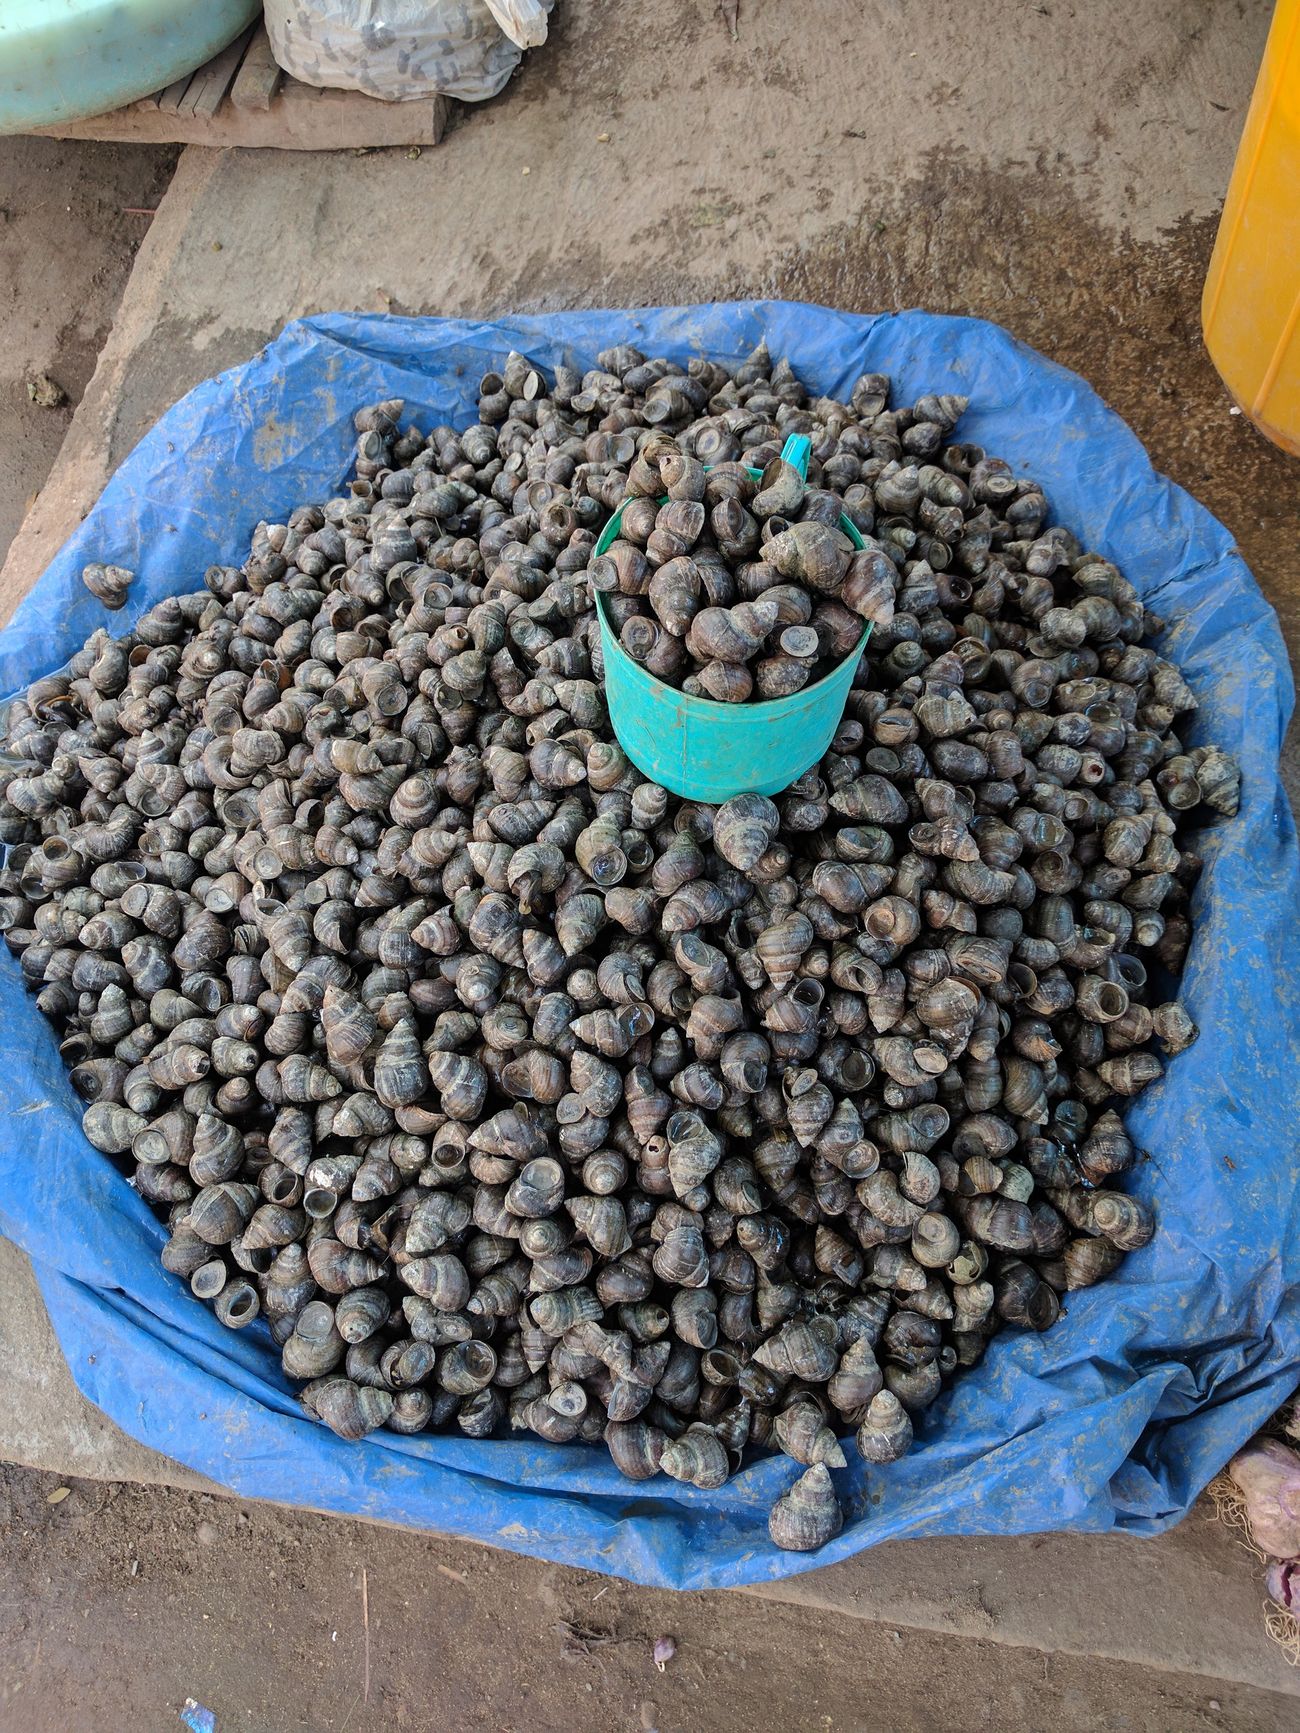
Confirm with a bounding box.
[483,0,550,48]
[265,0,553,102]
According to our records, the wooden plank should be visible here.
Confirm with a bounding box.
[429,93,450,148]
[31,89,451,152]
[156,73,196,115]
[229,25,284,113]
[180,26,256,120]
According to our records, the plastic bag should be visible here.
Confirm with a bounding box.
[483,0,550,49]
[0,303,1297,1592]
[265,0,552,102]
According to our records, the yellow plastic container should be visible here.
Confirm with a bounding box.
[1202,0,1300,455]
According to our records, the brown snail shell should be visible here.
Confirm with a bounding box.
[505,1155,566,1219]
[1095,1053,1163,1096]
[854,1389,914,1464]
[646,498,705,567]
[81,562,134,609]
[281,1300,346,1381]
[529,1286,602,1336]
[211,1277,260,1329]
[187,1181,258,1246]
[427,1049,489,1121]
[439,1340,499,1395]
[671,1287,718,1350]
[768,1462,843,1552]
[605,1419,667,1480]
[755,911,813,990]
[827,1337,883,1416]
[1152,1000,1198,1056]
[372,1017,429,1108]
[659,1423,729,1489]
[1062,1234,1124,1289]
[647,557,703,637]
[753,1315,838,1382]
[1087,1190,1156,1251]
[334,1286,392,1345]
[308,1237,385,1295]
[772,1400,848,1468]
[302,1376,394,1441]
[652,1221,710,1289]
[994,1258,1061,1331]
[567,1194,631,1259]
[388,1389,435,1434]
[82,1101,147,1155]
[686,600,780,665]
[1076,1109,1135,1184]
[958,1194,1036,1253]
[693,659,753,702]
[763,521,851,595]
[665,1110,724,1199]
[713,792,780,873]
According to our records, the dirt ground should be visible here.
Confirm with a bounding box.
[0,138,177,565]
[0,1462,1292,1733]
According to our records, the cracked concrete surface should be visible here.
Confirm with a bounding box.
[0,137,177,566]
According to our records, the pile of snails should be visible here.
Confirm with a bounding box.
[597,442,880,701]
[0,339,1240,1553]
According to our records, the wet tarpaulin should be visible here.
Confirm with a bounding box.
[0,304,1296,1590]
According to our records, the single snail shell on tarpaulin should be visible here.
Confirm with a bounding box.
[81,562,134,610]
[1151,1000,1198,1056]
[768,1462,844,1552]
[855,1390,914,1464]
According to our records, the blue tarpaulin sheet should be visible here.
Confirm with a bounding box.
[0,303,1296,1590]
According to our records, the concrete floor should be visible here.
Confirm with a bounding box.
[0,137,177,565]
[0,0,1298,1726]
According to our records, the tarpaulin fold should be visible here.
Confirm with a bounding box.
[0,303,1296,1590]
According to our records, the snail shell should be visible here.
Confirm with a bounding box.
[768,1462,844,1552]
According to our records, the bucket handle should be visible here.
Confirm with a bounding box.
[778,433,812,479]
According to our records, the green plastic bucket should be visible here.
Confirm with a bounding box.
[594,434,870,802]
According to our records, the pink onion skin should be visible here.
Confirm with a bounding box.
[1265,1558,1298,1613]
[1228,1440,1300,1558]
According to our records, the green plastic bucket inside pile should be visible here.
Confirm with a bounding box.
[594,433,870,803]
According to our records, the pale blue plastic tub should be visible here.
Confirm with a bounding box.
[0,0,261,134]
[595,432,870,802]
